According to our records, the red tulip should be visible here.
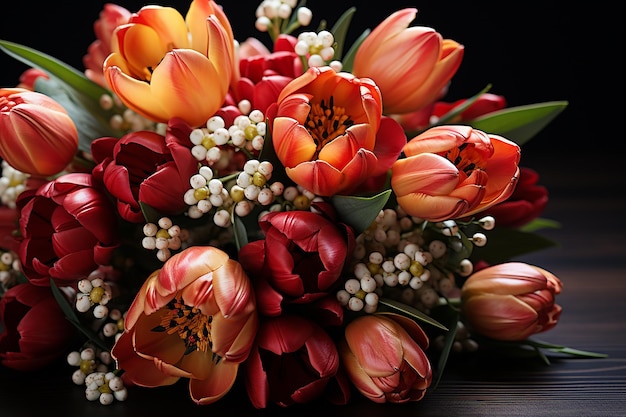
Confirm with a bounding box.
[83,3,132,88]
[244,314,342,408]
[0,88,78,177]
[111,245,258,405]
[238,209,355,317]
[339,312,432,403]
[391,125,520,222]
[352,8,464,115]
[479,167,549,228]
[461,262,563,341]
[91,118,197,223]
[15,173,120,287]
[269,66,406,196]
[395,93,507,132]
[0,282,75,371]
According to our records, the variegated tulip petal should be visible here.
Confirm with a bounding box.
[189,361,239,405]
[286,160,344,197]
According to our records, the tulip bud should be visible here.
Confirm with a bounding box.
[460,262,563,341]
[0,88,78,176]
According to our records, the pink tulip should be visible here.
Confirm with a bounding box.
[111,245,258,405]
[353,8,464,115]
[0,88,78,177]
[0,282,75,371]
[83,3,132,88]
[461,262,563,341]
[339,312,432,403]
[16,173,120,287]
[391,125,520,221]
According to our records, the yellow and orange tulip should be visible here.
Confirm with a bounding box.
[111,245,258,405]
[339,312,432,403]
[460,262,563,341]
[103,0,236,127]
[271,66,406,196]
[353,8,464,115]
[0,88,78,177]
[391,125,520,222]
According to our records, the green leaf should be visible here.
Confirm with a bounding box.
[233,215,249,251]
[329,7,357,61]
[527,339,608,359]
[0,40,110,102]
[470,228,558,264]
[469,101,568,145]
[433,313,459,388]
[340,28,370,74]
[519,217,561,233]
[378,297,448,331]
[331,189,391,236]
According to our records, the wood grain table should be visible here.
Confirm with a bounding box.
[0,152,624,417]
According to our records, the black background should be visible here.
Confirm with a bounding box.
[1,0,623,161]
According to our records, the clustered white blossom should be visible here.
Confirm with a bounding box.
[337,208,496,316]
[142,217,188,262]
[255,0,312,35]
[75,271,115,318]
[0,250,20,293]
[0,160,28,209]
[67,346,127,405]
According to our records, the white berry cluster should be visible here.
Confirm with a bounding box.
[255,0,313,35]
[338,208,495,315]
[0,250,20,294]
[0,160,28,209]
[142,217,188,262]
[75,271,115,318]
[295,30,342,71]
[190,111,266,165]
[67,345,126,404]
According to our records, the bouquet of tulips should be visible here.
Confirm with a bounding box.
[0,0,604,409]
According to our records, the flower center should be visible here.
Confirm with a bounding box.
[152,296,213,355]
[447,143,484,175]
[306,96,354,156]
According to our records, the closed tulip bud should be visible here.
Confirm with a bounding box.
[353,8,464,115]
[339,312,432,403]
[0,88,78,176]
[460,262,563,341]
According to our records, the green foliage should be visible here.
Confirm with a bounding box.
[470,101,569,145]
[329,7,357,61]
[331,190,391,236]
[470,228,558,264]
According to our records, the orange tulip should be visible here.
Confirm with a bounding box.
[352,8,464,115]
[0,88,78,176]
[339,312,432,403]
[271,66,406,196]
[460,262,563,341]
[103,0,236,127]
[111,245,258,405]
[391,125,520,222]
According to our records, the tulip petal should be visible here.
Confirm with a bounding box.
[189,361,239,404]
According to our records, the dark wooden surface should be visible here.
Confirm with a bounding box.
[1,1,624,416]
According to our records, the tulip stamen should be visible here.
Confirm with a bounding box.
[152,296,214,356]
[447,144,483,175]
[306,96,354,155]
